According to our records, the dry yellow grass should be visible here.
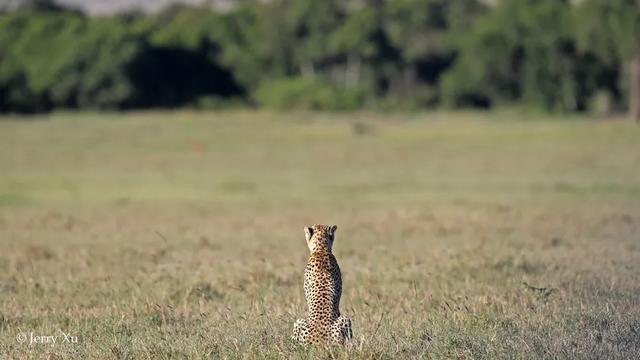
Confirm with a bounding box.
[0,111,639,359]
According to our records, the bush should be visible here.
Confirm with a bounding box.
[192,95,248,110]
[254,77,365,111]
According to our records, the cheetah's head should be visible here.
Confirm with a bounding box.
[304,224,337,253]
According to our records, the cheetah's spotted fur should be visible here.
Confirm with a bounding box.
[292,224,353,345]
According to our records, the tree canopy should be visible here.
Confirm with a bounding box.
[0,0,637,116]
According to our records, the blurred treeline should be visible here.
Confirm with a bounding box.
[1,0,639,116]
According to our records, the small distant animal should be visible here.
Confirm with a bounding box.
[292,224,353,345]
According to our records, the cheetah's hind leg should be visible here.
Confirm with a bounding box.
[292,318,308,344]
[331,316,353,345]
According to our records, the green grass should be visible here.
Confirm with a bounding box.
[0,111,639,359]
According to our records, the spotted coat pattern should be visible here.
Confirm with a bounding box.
[292,224,352,345]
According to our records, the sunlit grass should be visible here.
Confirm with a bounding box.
[0,111,639,358]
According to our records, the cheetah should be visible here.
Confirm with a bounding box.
[292,224,353,345]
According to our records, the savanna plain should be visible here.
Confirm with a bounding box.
[0,111,639,359]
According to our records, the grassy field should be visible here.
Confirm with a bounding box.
[0,111,639,359]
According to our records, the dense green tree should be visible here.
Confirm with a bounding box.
[384,0,485,106]
[0,6,243,112]
[441,0,592,110]
[213,1,385,106]
[328,6,378,89]
[205,1,291,89]
[575,0,640,121]
[0,10,142,111]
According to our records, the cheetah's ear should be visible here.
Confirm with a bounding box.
[329,225,337,235]
[304,227,314,241]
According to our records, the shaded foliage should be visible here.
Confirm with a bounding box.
[126,47,243,108]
